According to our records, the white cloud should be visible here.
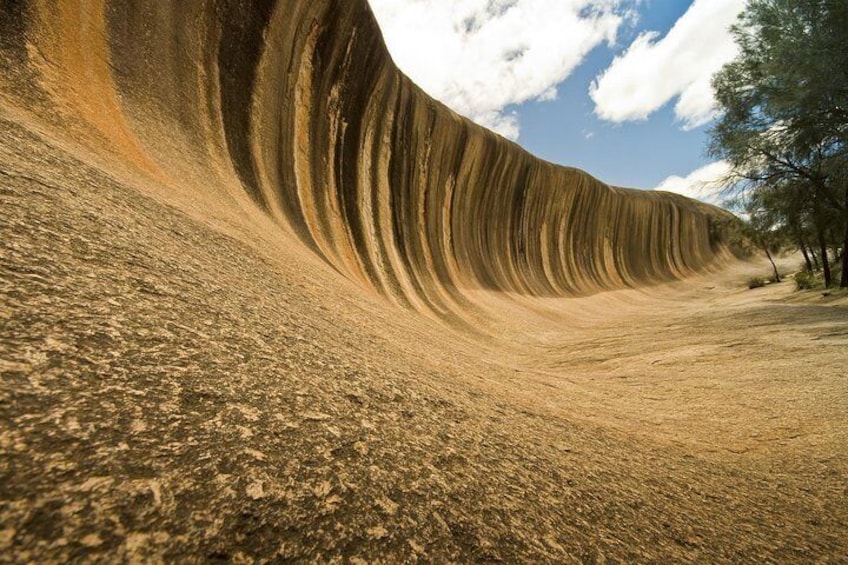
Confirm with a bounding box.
[590,0,745,129]
[368,0,631,139]
[654,160,732,205]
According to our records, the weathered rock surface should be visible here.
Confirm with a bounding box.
[0,0,732,313]
[4,2,847,564]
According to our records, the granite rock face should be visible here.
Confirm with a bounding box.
[1,0,731,314]
[7,3,848,564]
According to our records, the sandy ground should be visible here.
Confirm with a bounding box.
[2,105,848,562]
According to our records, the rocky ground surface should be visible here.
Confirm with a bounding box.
[2,109,848,563]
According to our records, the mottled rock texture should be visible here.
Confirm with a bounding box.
[0,0,732,313]
[7,2,845,565]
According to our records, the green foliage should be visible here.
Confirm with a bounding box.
[741,208,785,253]
[748,277,767,289]
[711,216,754,258]
[794,270,818,290]
[709,0,848,288]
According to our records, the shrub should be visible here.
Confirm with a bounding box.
[794,271,817,290]
[748,277,766,289]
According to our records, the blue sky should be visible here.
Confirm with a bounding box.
[516,42,706,189]
[368,0,746,203]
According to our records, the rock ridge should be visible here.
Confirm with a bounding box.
[0,0,733,313]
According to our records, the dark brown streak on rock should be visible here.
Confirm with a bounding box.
[216,0,277,212]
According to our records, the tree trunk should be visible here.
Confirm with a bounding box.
[800,241,813,271]
[813,194,832,286]
[819,233,832,287]
[843,185,848,288]
[841,219,848,288]
[765,247,781,283]
[810,246,820,269]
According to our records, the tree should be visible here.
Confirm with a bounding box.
[743,204,785,283]
[709,0,848,288]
